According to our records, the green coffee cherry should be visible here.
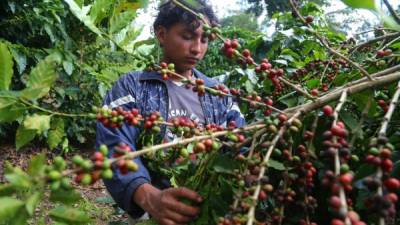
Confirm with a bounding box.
[101,169,113,179]
[81,174,92,185]
[99,144,108,156]
[72,155,84,165]
[48,171,61,181]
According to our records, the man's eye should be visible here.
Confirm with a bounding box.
[182,34,192,40]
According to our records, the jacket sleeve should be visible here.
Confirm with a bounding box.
[95,73,150,218]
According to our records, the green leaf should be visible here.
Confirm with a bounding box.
[10,46,27,74]
[27,153,46,176]
[268,159,286,170]
[26,192,42,216]
[211,155,240,174]
[110,10,137,33]
[62,60,74,76]
[48,118,66,150]
[0,184,15,196]
[15,124,36,150]
[23,114,51,134]
[49,189,82,204]
[0,42,14,91]
[25,54,60,100]
[64,0,103,36]
[0,96,16,109]
[49,206,91,224]
[306,79,320,89]
[354,164,376,181]
[0,197,25,221]
[342,0,375,10]
[0,103,26,123]
[5,167,31,189]
[90,0,113,24]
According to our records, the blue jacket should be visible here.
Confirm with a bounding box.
[95,68,245,218]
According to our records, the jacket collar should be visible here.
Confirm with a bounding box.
[138,68,218,87]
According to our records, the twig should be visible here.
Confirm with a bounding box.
[378,80,400,137]
[382,0,400,25]
[288,0,373,81]
[378,35,400,51]
[375,81,400,225]
[349,32,400,52]
[332,90,351,225]
[285,71,400,115]
[279,77,315,99]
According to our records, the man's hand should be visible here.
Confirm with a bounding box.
[134,183,202,225]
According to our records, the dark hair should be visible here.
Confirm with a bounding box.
[153,0,218,32]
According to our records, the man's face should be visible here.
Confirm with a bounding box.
[156,20,209,73]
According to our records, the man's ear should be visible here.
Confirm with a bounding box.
[155,26,167,46]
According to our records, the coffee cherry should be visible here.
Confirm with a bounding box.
[331,219,344,225]
[384,178,400,190]
[99,144,109,156]
[160,62,168,68]
[305,15,314,24]
[242,49,250,58]
[323,105,334,117]
[278,113,287,123]
[81,173,92,185]
[194,142,206,153]
[48,170,62,181]
[330,196,342,209]
[72,155,84,166]
[310,88,319,96]
[101,169,113,179]
[339,173,353,185]
[231,39,239,49]
[126,160,139,172]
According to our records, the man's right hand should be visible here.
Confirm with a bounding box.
[134,183,202,225]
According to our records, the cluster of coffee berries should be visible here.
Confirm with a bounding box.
[202,24,220,41]
[320,122,351,162]
[364,145,394,173]
[143,112,163,133]
[376,49,392,58]
[94,106,143,128]
[193,138,221,153]
[362,137,398,219]
[330,211,366,225]
[220,39,241,59]
[192,78,206,96]
[263,97,274,116]
[208,84,230,98]
[111,143,139,175]
[377,99,389,112]
[46,156,71,191]
[170,117,199,138]
[292,59,349,92]
[205,123,226,132]
[254,59,284,95]
[159,62,175,80]
[72,147,111,185]
[245,91,262,108]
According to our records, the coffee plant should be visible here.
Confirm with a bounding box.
[1,0,400,225]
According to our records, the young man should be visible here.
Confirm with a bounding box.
[96,1,245,224]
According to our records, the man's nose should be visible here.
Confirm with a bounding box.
[190,39,202,55]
